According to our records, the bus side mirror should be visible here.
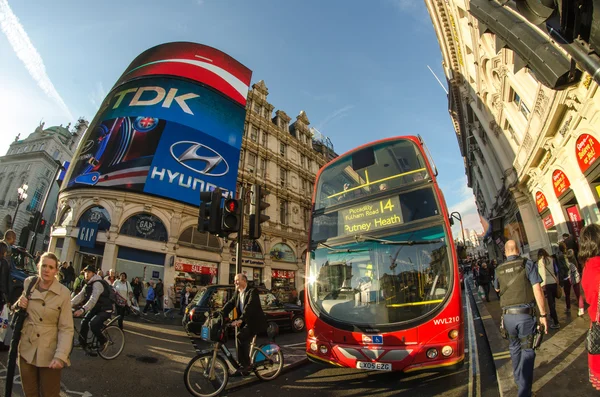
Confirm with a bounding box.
[449,217,454,226]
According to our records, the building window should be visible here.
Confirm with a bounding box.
[27,183,46,212]
[307,159,312,172]
[52,150,60,160]
[280,168,287,187]
[504,121,520,145]
[250,126,258,142]
[301,178,306,192]
[279,200,288,225]
[280,142,286,156]
[39,143,45,151]
[26,164,31,171]
[120,213,168,242]
[258,157,266,177]
[248,153,257,172]
[253,102,261,114]
[239,150,244,167]
[262,131,268,147]
[300,154,306,168]
[77,206,111,231]
[0,176,14,205]
[512,90,530,119]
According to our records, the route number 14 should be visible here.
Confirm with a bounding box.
[380,199,395,213]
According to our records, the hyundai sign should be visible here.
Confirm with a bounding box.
[64,42,252,205]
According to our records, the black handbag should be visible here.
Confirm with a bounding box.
[587,283,600,355]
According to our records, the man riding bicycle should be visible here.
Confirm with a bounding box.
[71,265,113,355]
[221,273,267,376]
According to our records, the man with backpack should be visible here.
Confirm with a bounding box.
[71,265,114,356]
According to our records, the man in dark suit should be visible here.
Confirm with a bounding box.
[222,273,267,376]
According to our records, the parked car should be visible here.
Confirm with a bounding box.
[183,284,305,336]
[8,246,38,304]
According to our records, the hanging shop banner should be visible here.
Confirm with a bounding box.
[576,133,600,173]
[64,42,252,206]
[174,258,217,275]
[272,270,295,279]
[566,206,584,240]
[77,222,99,248]
[542,214,555,230]
[535,191,548,213]
[552,170,571,197]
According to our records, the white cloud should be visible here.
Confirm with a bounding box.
[0,0,73,120]
[315,105,354,130]
[89,82,107,110]
[445,179,484,240]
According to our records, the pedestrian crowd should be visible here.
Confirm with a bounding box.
[476,229,599,396]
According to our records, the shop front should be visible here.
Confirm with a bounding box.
[229,240,265,285]
[575,133,600,222]
[73,205,112,273]
[174,257,218,307]
[269,243,298,303]
[552,169,584,241]
[536,191,559,252]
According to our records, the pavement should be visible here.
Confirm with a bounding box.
[0,315,307,397]
[468,274,597,396]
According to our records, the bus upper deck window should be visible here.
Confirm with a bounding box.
[352,147,375,171]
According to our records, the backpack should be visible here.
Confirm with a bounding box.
[92,280,123,306]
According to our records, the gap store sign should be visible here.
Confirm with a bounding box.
[65,42,252,205]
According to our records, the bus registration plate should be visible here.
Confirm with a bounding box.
[356,361,392,371]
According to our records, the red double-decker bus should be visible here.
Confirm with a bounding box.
[305,136,464,373]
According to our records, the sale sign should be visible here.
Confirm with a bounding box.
[552,170,571,197]
[576,134,600,173]
[542,214,554,229]
[535,191,548,213]
[566,206,583,240]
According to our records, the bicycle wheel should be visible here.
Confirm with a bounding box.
[251,343,284,381]
[184,354,229,397]
[99,326,125,360]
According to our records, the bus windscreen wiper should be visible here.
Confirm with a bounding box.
[317,242,369,253]
[354,235,444,245]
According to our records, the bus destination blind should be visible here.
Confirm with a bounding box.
[338,196,402,235]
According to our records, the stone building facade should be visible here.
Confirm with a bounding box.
[49,80,335,304]
[426,0,600,259]
[0,120,87,253]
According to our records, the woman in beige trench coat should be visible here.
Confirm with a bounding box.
[14,252,74,397]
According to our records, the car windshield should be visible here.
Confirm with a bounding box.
[12,249,37,274]
[307,225,452,326]
[190,288,206,306]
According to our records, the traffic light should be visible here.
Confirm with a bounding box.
[27,215,36,231]
[221,198,241,234]
[37,218,47,234]
[198,188,222,234]
[249,185,270,240]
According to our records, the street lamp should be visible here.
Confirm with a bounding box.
[450,211,466,246]
[11,183,28,227]
[29,160,64,252]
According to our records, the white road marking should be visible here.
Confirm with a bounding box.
[465,278,481,397]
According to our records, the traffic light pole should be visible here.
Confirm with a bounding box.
[235,186,245,275]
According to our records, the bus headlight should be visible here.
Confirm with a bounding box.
[442,346,453,357]
[448,329,459,340]
[426,348,438,359]
[308,329,315,338]
[310,342,318,352]
[319,345,329,354]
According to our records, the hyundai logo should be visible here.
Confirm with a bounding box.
[170,141,229,177]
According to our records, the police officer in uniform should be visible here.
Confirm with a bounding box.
[494,240,549,397]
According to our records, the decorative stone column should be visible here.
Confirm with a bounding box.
[512,188,549,255]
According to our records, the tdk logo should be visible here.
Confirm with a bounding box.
[169,141,229,177]
[112,86,199,115]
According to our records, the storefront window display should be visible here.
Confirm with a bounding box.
[269,243,296,262]
[229,264,263,286]
[77,206,111,231]
[174,257,218,307]
[119,213,168,242]
[271,269,297,303]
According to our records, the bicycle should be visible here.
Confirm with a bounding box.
[72,312,125,360]
[184,313,284,397]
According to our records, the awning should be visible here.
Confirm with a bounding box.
[469,0,573,89]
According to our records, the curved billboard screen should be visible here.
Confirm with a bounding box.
[64,42,252,205]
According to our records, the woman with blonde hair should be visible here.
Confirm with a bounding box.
[14,252,74,397]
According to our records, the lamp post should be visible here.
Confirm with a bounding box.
[450,211,466,246]
[11,183,28,228]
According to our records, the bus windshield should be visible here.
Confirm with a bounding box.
[307,225,452,326]
[315,139,429,210]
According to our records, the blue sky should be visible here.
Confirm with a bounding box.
[0,0,481,236]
